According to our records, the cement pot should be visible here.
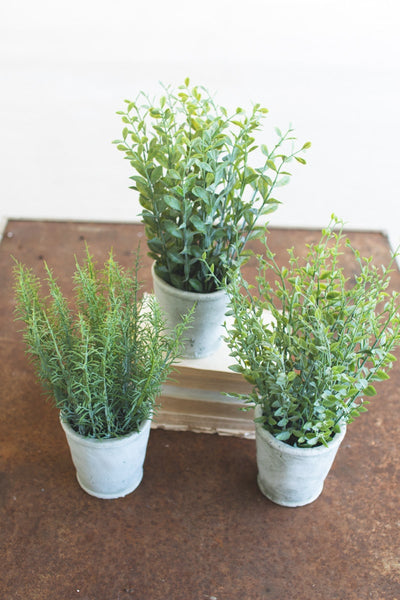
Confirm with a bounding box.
[254,406,346,507]
[60,415,151,499]
[151,264,228,359]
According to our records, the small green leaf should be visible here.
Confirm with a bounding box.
[168,251,185,265]
[197,161,213,173]
[384,353,397,364]
[319,270,332,280]
[364,385,377,397]
[190,215,207,233]
[150,165,163,184]
[164,195,182,211]
[167,169,181,180]
[192,186,210,203]
[266,160,277,172]
[374,370,390,380]
[147,238,164,253]
[254,416,266,424]
[188,278,203,292]
[188,244,204,258]
[229,364,244,374]
[149,108,162,118]
[164,221,183,239]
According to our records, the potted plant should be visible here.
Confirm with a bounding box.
[225,217,400,506]
[13,248,190,499]
[113,78,310,358]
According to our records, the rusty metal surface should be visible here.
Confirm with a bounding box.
[0,220,399,600]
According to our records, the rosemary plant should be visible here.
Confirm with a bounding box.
[226,217,400,448]
[114,78,310,293]
[14,249,191,439]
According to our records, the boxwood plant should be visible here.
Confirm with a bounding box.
[225,217,400,447]
[14,248,191,438]
[114,78,310,293]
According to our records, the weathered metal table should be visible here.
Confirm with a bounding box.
[1,220,399,600]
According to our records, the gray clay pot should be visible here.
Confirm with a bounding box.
[60,416,151,499]
[255,406,346,507]
[152,264,228,359]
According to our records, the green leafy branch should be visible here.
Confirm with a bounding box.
[113,78,310,292]
[225,216,400,447]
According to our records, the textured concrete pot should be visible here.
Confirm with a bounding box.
[60,416,151,499]
[151,264,228,359]
[255,406,346,507]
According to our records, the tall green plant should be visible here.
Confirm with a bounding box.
[14,249,191,439]
[114,78,310,293]
[226,217,400,447]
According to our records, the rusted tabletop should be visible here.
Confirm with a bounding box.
[0,220,399,600]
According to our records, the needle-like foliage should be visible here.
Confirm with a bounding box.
[14,248,191,438]
[226,217,400,447]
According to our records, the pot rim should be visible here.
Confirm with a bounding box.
[59,413,151,447]
[151,263,227,301]
[254,405,347,456]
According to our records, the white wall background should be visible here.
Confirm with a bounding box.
[1,0,400,248]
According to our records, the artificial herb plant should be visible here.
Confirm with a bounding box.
[113,78,310,293]
[14,248,191,439]
[225,217,400,448]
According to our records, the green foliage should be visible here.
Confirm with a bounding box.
[225,216,400,447]
[113,79,310,293]
[14,249,191,439]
